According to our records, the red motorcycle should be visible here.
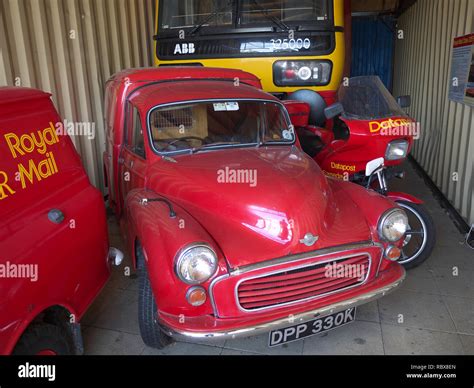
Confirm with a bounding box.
[287,76,435,269]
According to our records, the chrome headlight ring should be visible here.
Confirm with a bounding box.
[378,208,409,242]
[175,243,218,285]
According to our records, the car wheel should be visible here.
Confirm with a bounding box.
[12,323,74,355]
[137,245,173,349]
[396,200,436,269]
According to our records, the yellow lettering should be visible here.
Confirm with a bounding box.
[31,131,47,155]
[49,152,59,173]
[4,124,60,159]
[20,134,35,154]
[18,160,41,189]
[4,133,23,158]
[369,121,381,133]
[38,158,52,178]
[0,171,15,200]
[48,122,60,144]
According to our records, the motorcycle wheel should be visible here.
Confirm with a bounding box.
[395,200,436,269]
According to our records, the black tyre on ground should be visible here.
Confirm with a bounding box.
[396,200,436,270]
[13,323,74,355]
[137,244,173,349]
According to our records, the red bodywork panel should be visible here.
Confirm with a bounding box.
[282,98,415,182]
[315,116,415,180]
[103,67,263,216]
[104,67,404,330]
[0,87,110,354]
[283,100,311,127]
[387,192,424,204]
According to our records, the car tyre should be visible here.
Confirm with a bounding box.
[137,245,173,349]
[12,323,74,355]
[396,200,436,269]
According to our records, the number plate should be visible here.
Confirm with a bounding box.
[268,308,356,347]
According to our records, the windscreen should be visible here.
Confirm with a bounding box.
[239,0,329,25]
[159,0,330,30]
[160,0,234,29]
[338,76,408,120]
[148,100,294,154]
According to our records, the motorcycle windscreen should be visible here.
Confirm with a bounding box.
[338,76,408,120]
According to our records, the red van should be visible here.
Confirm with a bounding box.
[103,68,406,348]
[0,87,121,355]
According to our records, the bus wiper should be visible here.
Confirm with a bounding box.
[189,1,233,36]
[249,0,290,31]
[189,11,219,36]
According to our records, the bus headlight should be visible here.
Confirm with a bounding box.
[273,60,332,86]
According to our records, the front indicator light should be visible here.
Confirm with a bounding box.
[186,286,207,306]
[385,245,401,261]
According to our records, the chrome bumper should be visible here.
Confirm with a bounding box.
[161,267,406,341]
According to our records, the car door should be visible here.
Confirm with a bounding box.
[119,103,147,201]
[118,103,148,248]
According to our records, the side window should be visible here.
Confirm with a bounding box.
[126,106,146,159]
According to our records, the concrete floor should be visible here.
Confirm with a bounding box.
[82,161,474,355]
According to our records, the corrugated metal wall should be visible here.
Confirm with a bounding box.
[0,0,155,191]
[393,0,474,226]
[351,16,396,90]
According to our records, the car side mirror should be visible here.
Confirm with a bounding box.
[324,102,344,120]
[396,95,411,108]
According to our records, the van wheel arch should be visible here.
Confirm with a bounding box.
[13,305,83,355]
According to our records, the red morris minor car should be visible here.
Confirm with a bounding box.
[0,87,122,355]
[104,67,408,348]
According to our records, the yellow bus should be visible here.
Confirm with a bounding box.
[154,0,346,106]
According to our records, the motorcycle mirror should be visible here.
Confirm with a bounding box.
[366,157,385,177]
[396,95,411,108]
[324,102,344,120]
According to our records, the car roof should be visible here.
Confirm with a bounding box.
[107,66,261,87]
[0,87,51,105]
[129,80,280,113]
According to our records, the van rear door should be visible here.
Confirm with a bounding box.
[0,88,109,354]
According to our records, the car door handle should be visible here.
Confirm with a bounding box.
[48,209,65,224]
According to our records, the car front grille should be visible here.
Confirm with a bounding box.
[237,254,371,311]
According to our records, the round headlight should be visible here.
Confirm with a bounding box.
[297,66,312,81]
[175,245,218,284]
[378,209,409,242]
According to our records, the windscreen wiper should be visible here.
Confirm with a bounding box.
[248,0,290,31]
[190,141,241,154]
[189,1,233,36]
